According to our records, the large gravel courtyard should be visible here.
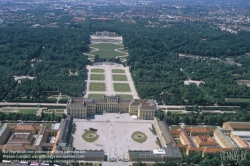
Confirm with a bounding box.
[73,113,158,160]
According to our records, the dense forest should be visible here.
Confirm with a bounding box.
[157,109,250,125]
[0,23,90,101]
[0,111,63,122]
[116,22,250,105]
[133,150,250,166]
[1,19,250,106]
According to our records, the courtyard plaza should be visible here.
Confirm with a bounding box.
[72,113,159,161]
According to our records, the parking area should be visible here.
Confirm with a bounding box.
[73,113,158,160]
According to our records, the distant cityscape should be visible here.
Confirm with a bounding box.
[0,0,249,32]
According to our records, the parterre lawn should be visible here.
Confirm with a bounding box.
[87,43,126,59]
[91,68,104,73]
[112,75,127,81]
[90,74,105,80]
[89,83,106,91]
[114,83,131,92]
[112,69,125,73]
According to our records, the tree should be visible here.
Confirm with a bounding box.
[173,115,180,125]
[94,55,99,62]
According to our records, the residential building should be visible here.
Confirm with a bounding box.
[223,122,250,131]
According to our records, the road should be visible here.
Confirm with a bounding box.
[0,102,66,107]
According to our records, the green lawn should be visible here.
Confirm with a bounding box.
[117,48,127,53]
[43,123,52,129]
[226,98,250,103]
[87,43,126,59]
[114,83,131,92]
[55,109,64,113]
[131,131,147,143]
[91,68,104,73]
[88,94,105,98]
[169,111,183,115]
[18,109,38,114]
[82,130,99,142]
[170,126,181,130]
[90,74,105,80]
[112,69,125,73]
[206,126,217,130]
[112,75,127,81]
[117,94,133,99]
[89,83,106,91]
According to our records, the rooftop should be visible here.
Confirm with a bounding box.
[15,124,35,131]
[0,124,8,137]
[224,122,250,130]
[214,129,236,148]
[232,131,250,137]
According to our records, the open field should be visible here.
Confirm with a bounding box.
[112,69,125,73]
[0,124,4,128]
[226,98,250,102]
[112,75,127,81]
[91,68,104,73]
[114,83,131,92]
[18,109,38,114]
[86,43,126,59]
[90,74,105,80]
[89,83,106,91]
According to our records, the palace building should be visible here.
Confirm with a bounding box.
[66,96,157,120]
